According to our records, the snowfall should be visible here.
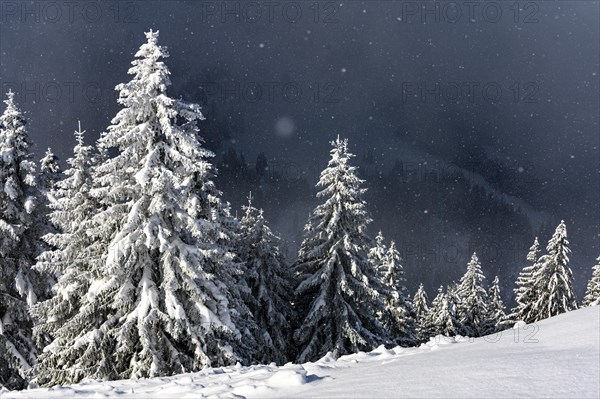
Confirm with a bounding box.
[2,306,598,399]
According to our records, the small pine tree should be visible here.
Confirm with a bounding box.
[583,256,600,306]
[423,286,444,338]
[488,276,507,333]
[511,237,541,323]
[379,241,416,347]
[368,231,387,278]
[455,253,491,337]
[38,148,61,197]
[437,290,462,338]
[35,148,62,265]
[294,137,387,362]
[238,194,292,364]
[447,284,466,335]
[530,221,577,321]
[426,286,461,338]
[413,283,430,343]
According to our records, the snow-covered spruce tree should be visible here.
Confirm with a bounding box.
[413,283,430,342]
[238,194,292,364]
[0,91,48,389]
[583,256,600,306]
[293,137,388,362]
[34,31,249,385]
[488,276,508,333]
[0,91,50,299]
[529,221,577,321]
[447,284,466,335]
[426,286,461,338]
[379,241,416,347]
[437,290,462,338]
[35,148,62,261]
[511,237,541,324]
[30,123,108,386]
[368,231,387,278]
[423,286,444,337]
[38,148,61,197]
[455,253,491,337]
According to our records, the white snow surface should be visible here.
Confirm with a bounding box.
[3,306,598,398]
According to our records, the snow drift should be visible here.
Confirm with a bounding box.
[2,306,598,398]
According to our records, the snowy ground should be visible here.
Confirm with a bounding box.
[3,306,598,399]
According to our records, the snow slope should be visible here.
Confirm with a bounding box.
[3,306,598,398]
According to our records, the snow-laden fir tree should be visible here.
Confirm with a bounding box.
[238,193,292,364]
[455,253,491,337]
[426,286,461,338]
[96,28,255,375]
[488,276,507,333]
[445,285,465,336]
[293,137,388,362]
[38,148,61,197]
[529,221,577,321]
[0,91,47,389]
[379,241,416,347]
[413,283,430,342]
[30,123,108,386]
[35,148,62,260]
[438,291,462,338]
[423,286,444,337]
[34,31,251,385]
[583,256,600,306]
[368,231,387,278]
[511,237,541,324]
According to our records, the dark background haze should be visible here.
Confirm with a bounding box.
[1,0,598,302]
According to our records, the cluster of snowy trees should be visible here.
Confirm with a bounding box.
[410,253,508,342]
[512,226,600,321]
[1,30,599,390]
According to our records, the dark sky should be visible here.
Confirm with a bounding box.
[1,0,598,293]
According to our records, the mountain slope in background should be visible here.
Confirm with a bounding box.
[3,306,598,398]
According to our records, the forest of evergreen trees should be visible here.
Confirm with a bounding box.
[1,31,599,390]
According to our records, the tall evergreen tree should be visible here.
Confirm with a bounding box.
[488,276,507,333]
[0,91,45,389]
[413,283,430,343]
[238,194,292,364]
[33,31,250,386]
[530,221,577,321]
[379,241,416,347]
[583,256,600,306]
[455,253,491,337]
[511,237,541,323]
[294,137,387,362]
